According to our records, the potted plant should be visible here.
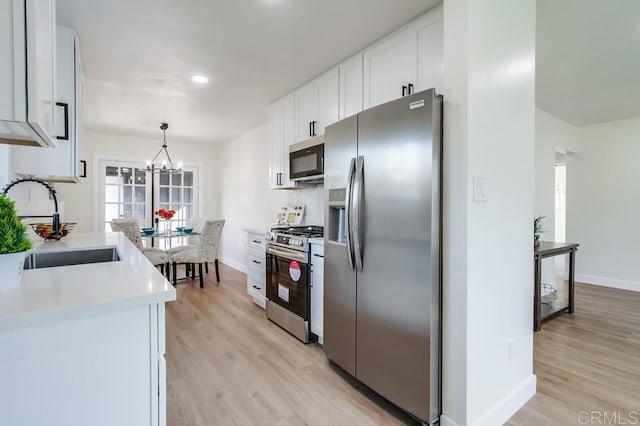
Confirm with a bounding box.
[534,215,545,248]
[0,194,32,289]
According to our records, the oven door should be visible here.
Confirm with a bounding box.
[266,246,310,320]
[290,143,324,181]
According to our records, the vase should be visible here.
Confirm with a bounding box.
[0,252,26,289]
[534,234,540,249]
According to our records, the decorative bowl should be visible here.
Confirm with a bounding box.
[182,228,193,234]
[142,229,155,235]
[176,226,185,232]
[31,223,76,241]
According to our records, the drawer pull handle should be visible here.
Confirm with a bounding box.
[313,254,324,258]
[252,240,262,244]
[252,285,261,290]
[252,260,262,264]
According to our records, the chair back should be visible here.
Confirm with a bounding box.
[110,218,144,250]
[197,219,225,262]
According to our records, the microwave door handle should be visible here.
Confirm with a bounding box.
[352,156,364,271]
[345,157,356,271]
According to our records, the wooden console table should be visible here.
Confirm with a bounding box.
[534,241,579,331]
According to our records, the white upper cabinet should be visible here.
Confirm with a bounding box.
[11,27,84,182]
[294,83,315,143]
[363,5,443,109]
[269,94,296,189]
[363,28,416,110]
[339,55,363,120]
[0,0,57,148]
[416,9,444,93]
[267,6,442,190]
[294,68,339,143]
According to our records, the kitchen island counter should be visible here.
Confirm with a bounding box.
[0,232,176,330]
[0,232,175,426]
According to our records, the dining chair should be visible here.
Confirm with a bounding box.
[110,218,170,277]
[171,219,225,288]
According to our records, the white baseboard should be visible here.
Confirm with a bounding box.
[576,274,640,293]
[470,374,536,426]
[220,256,247,274]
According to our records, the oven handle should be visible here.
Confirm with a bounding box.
[345,157,356,271]
[266,246,308,264]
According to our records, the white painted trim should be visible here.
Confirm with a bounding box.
[576,274,640,293]
[220,257,247,274]
[471,375,536,426]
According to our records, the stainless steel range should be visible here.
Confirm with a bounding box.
[265,226,323,343]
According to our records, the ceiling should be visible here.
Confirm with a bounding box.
[536,0,640,126]
[58,0,439,144]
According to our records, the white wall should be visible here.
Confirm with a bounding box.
[442,1,536,425]
[217,123,323,272]
[0,145,8,190]
[6,130,221,233]
[534,108,578,282]
[567,116,640,290]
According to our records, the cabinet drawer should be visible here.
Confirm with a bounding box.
[247,252,266,272]
[247,266,266,284]
[248,276,265,296]
[310,244,324,267]
[248,233,265,252]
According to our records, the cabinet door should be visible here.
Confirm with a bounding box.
[268,100,284,188]
[339,55,363,119]
[363,28,417,110]
[11,27,79,182]
[313,68,339,136]
[294,82,315,143]
[281,94,295,188]
[25,0,57,144]
[416,8,444,93]
[310,244,324,343]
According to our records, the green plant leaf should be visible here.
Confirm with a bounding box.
[0,195,32,254]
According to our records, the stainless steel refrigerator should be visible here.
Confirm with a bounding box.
[323,89,442,425]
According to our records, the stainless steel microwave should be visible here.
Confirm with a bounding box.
[289,136,324,182]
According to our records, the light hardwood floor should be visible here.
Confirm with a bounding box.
[507,283,640,425]
[166,264,413,426]
[166,265,640,425]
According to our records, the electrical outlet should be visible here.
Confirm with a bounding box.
[473,176,487,201]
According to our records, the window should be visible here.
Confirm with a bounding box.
[102,162,150,232]
[99,160,199,236]
[156,169,195,230]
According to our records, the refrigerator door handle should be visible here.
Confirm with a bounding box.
[345,157,356,270]
[352,155,364,271]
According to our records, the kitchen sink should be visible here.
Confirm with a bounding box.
[23,247,121,270]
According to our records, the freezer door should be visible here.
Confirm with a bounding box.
[355,89,441,423]
[323,115,358,376]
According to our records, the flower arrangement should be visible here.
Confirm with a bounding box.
[156,208,176,220]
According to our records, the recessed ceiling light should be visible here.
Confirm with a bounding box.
[191,75,209,84]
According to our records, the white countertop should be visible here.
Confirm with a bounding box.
[309,238,324,245]
[243,228,267,236]
[0,232,176,330]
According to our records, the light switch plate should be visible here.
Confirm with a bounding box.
[473,176,487,201]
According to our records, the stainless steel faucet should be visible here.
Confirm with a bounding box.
[1,177,61,238]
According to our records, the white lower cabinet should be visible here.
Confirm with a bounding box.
[310,242,324,344]
[0,303,168,426]
[246,231,266,308]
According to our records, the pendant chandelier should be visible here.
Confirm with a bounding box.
[146,123,182,174]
